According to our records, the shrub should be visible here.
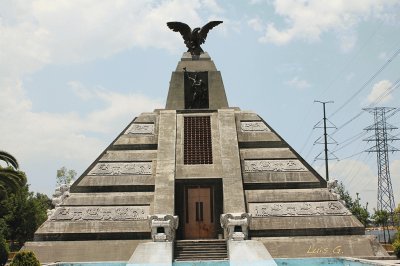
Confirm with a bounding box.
[10,250,40,266]
[0,235,9,266]
[394,240,400,258]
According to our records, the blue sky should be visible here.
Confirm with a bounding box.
[1,0,399,210]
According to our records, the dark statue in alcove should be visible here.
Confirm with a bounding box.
[167,21,223,56]
[183,67,209,109]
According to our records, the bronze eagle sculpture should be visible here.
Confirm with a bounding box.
[167,21,223,56]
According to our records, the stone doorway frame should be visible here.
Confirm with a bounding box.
[174,178,223,240]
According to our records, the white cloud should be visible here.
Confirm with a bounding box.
[0,77,162,189]
[316,158,400,209]
[0,78,163,158]
[256,0,398,50]
[322,159,377,207]
[0,0,224,78]
[248,18,264,32]
[285,76,311,90]
[367,80,393,104]
[378,51,388,60]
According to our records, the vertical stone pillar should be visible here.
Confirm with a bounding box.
[218,109,246,213]
[153,110,176,214]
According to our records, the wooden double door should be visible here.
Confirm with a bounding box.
[184,186,216,239]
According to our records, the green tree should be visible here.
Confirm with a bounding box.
[350,193,370,227]
[56,166,76,186]
[1,186,52,250]
[0,234,9,266]
[0,151,27,199]
[336,182,353,208]
[10,250,40,266]
[336,182,369,226]
[372,209,391,243]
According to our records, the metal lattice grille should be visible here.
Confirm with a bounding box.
[184,116,213,164]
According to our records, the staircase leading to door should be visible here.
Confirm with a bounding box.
[174,240,228,261]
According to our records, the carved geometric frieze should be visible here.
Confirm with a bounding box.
[244,159,307,172]
[49,206,149,221]
[240,121,270,132]
[88,162,152,176]
[125,123,154,135]
[249,201,351,217]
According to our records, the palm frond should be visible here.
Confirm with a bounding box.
[0,150,20,169]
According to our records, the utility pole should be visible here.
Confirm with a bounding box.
[363,107,399,221]
[314,100,336,181]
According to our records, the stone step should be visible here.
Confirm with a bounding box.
[174,240,228,261]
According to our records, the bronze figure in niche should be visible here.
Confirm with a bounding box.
[183,67,209,109]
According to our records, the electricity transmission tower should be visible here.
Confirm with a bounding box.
[363,107,399,218]
[313,100,337,181]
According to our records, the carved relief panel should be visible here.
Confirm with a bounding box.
[249,201,351,217]
[244,159,307,172]
[49,206,149,221]
[240,121,270,132]
[125,123,155,134]
[88,162,152,175]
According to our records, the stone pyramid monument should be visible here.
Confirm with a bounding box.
[25,42,389,264]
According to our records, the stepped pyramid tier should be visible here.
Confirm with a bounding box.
[25,52,390,263]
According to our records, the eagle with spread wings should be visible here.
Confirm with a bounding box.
[167,21,223,56]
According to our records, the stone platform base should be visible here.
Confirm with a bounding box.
[253,235,389,258]
[24,240,149,263]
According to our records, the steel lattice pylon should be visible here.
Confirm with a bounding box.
[364,107,399,216]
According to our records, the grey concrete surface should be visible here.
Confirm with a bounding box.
[253,235,390,258]
[240,148,296,159]
[245,188,336,203]
[153,110,176,214]
[62,192,153,206]
[35,220,149,234]
[127,242,173,266]
[100,150,157,162]
[77,175,154,187]
[228,240,277,266]
[250,215,364,233]
[24,240,148,263]
[218,109,246,213]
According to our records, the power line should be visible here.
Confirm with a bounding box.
[313,100,336,181]
[331,77,400,136]
[331,47,400,117]
[364,107,399,220]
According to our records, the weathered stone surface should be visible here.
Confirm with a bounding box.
[153,110,176,214]
[88,162,152,176]
[77,175,154,187]
[48,206,149,221]
[114,135,157,146]
[250,215,364,233]
[36,220,149,234]
[127,242,173,266]
[100,150,157,162]
[238,132,281,143]
[249,201,351,217]
[133,112,158,123]
[240,148,296,159]
[24,240,148,263]
[253,235,388,258]
[235,112,261,121]
[243,171,320,184]
[228,240,276,266]
[219,109,246,213]
[244,159,308,172]
[245,189,336,203]
[62,192,153,206]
